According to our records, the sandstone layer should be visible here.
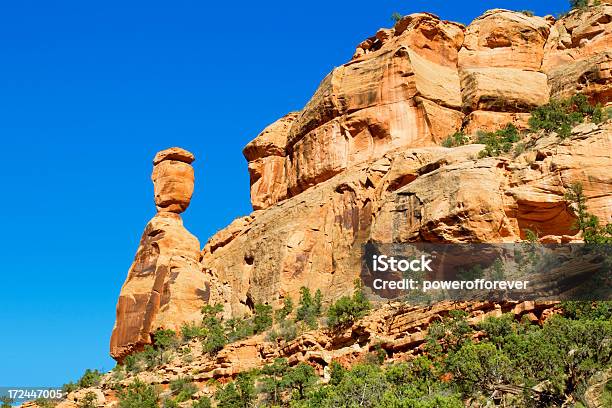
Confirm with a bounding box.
[206,124,611,318]
[245,7,612,211]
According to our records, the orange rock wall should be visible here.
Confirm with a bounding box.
[245,7,612,210]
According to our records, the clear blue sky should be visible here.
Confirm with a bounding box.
[0,0,569,388]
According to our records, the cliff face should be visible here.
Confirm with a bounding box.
[110,7,612,361]
[245,7,612,211]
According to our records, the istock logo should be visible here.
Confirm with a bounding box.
[372,254,433,272]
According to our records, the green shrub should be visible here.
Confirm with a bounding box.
[329,361,346,386]
[259,358,290,405]
[592,104,605,123]
[477,123,520,157]
[0,397,14,408]
[570,0,590,9]
[153,329,177,350]
[139,345,160,369]
[275,296,294,321]
[202,319,226,355]
[442,132,468,148]
[266,318,298,342]
[117,379,159,408]
[524,228,539,243]
[201,304,227,355]
[215,373,254,408]
[478,314,519,345]
[169,377,197,402]
[391,12,402,22]
[283,363,318,400]
[191,396,212,408]
[296,287,323,328]
[181,322,207,341]
[77,392,98,408]
[224,317,254,342]
[123,354,139,373]
[528,93,601,138]
[426,310,473,355]
[77,369,102,388]
[163,399,179,408]
[561,301,612,321]
[62,381,79,394]
[327,280,370,329]
[456,264,484,281]
[319,363,387,407]
[446,342,516,394]
[253,303,273,333]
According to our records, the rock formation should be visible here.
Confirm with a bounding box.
[110,148,208,362]
[111,6,612,361]
[244,7,612,212]
[211,7,612,317]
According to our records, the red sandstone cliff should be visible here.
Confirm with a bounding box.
[110,6,612,363]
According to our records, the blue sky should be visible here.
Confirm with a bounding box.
[0,0,569,387]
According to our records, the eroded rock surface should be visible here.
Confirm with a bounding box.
[244,7,612,211]
[110,148,207,362]
[110,6,612,364]
[206,125,611,317]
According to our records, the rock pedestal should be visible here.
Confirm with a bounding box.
[110,148,207,362]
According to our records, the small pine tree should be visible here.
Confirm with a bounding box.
[169,377,197,403]
[442,132,469,148]
[253,303,273,333]
[282,363,317,400]
[260,358,290,405]
[296,287,322,328]
[477,124,519,157]
[565,182,612,243]
[215,373,255,408]
[275,296,294,321]
[391,12,402,23]
[77,369,103,388]
[117,379,159,408]
[327,280,371,328]
[201,304,227,355]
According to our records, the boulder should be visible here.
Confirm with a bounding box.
[152,147,195,213]
[459,9,551,71]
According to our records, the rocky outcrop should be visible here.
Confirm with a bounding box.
[110,6,612,363]
[110,148,207,362]
[544,4,612,104]
[244,7,612,211]
[244,13,466,209]
[458,9,551,125]
[55,301,558,408]
[243,113,298,210]
[205,123,611,317]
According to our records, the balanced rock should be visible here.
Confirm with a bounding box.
[152,147,195,213]
[110,148,207,362]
